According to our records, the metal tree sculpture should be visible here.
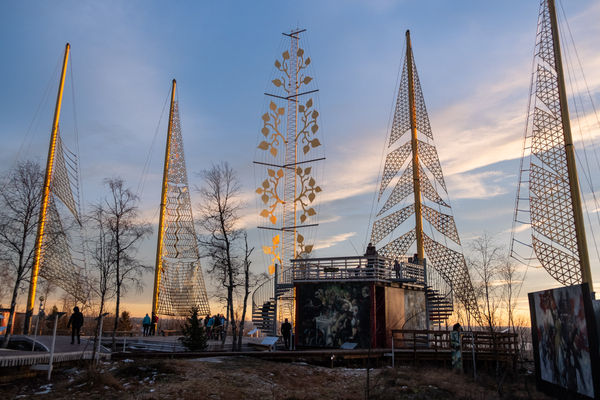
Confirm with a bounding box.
[256,29,323,274]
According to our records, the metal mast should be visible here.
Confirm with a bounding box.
[406,30,425,262]
[547,0,593,290]
[24,43,70,333]
[152,79,177,319]
[282,30,300,266]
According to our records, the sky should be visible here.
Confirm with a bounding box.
[1,0,599,320]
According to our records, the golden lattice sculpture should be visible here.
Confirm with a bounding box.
[371,31,479,319]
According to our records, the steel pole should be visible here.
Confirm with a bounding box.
[405,31,425,262]
[547,0,594,292]
[47,314,60,380]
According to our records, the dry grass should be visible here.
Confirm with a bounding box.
[0,357,552,399]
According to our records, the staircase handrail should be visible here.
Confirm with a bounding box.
[426,265,454,305]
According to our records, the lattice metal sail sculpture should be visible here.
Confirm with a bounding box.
[511,0,594,290]
[255,28,324,274]
[25,44,88,332]
[152,80,210,317]
[370,31,479,318]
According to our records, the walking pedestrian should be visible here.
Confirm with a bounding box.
[67,306,84,345]
[281,318,292,350]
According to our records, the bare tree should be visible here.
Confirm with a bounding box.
[98,178,151,350]
[197,162,254,351]
[86,204,117,361]
[0,263,12,306]
[236,232,255,350]
[500,259,520,333]
[467,233,503,332]
[0,161,43,347]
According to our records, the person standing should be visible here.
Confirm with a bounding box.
[364,243,378,273]
[450,323,463,372]
[206,315,214,339]
[151,313,158,336]
[67,306,84,345]
[281,318,292,350]
[142,313,151,337]
[394,259,401,280]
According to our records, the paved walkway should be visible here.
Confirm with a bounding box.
[0,335,109,368]
[0,334,272,368]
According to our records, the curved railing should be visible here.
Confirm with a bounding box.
[251,265,295,334]
[426,266,453,302]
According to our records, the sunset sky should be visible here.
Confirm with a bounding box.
[1,0,599,320]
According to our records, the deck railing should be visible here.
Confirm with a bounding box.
[391,329,519,355]
[291,256,425,284]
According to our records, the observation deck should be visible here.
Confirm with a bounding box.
[291,255,425,286]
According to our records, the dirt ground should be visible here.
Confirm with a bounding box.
[0,357,551,399]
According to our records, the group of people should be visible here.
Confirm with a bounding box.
[142,313,159,336]
[203,314,227,340]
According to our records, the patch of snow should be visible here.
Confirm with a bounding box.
[122,359,134,363]
[190,357,224,363]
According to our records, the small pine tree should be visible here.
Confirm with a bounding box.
[179,307,208,351]
[118,311,133,331]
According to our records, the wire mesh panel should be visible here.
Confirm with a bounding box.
[39,196,87,304]
[511,0,584,286]
[37,130,88,303]
[157,102,210,316]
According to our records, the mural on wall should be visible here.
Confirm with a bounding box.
[297,283,371,348]
[403,290,427,329]
[529,284,599,398]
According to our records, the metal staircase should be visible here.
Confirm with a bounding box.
[425,266,454,327]
[251,266,294,335]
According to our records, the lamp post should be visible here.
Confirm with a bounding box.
[31,296,46,351]
[47,311,66,380]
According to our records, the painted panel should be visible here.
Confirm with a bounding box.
[529,284,600,399]
[296,282,371,348]
[403,289,427,330]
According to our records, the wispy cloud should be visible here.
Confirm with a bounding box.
[445,170,510,199]
[314,231,357,250]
